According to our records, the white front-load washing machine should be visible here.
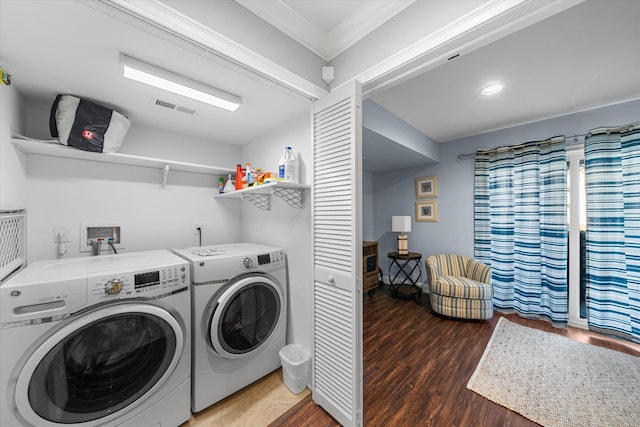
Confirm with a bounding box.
[172,243,287,413]
[0,250,191,427]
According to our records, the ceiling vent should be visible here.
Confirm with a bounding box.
[152,98,196,115]
[175,105,196,115]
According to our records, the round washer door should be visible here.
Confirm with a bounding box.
[209,275,283,359]
[14,303,184,427]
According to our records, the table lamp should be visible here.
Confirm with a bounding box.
[392,216,411,255]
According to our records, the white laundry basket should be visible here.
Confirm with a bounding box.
[279,344,310,394]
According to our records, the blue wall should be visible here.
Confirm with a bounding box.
[370,98,640,275]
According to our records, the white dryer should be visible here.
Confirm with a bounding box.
[172,243,287,413]
[0,250,191,427]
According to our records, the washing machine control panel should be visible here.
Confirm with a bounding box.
[239,250,285,271]
[88,264,189,300]
[104,278,123,295]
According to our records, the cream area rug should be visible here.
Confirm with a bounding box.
[467,317,640,427]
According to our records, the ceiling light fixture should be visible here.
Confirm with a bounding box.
[480,83,504,96]
[119,54,242,112]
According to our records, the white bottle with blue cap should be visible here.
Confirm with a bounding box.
[278,146,299,184]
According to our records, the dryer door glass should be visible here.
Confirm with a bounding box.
[26,311,177,424]
[214,281,281,355]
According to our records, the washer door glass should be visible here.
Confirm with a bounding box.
[209,276,282,358]
[19,304,182,425]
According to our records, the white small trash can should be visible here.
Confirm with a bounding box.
[279,344,310,394]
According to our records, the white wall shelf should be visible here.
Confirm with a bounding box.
[213,181,310,210]
[12,137,234,186]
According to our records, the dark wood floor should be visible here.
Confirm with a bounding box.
[271,284,640,427]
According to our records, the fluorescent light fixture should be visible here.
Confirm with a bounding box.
[481,83,503,96]
[119,54,241,112]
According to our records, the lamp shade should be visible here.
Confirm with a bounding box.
[392,216,411,233]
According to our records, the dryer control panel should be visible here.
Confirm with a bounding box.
[240,250,285,272]
[88,264,189,300]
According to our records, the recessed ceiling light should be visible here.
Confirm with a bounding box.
[481,83,503,96]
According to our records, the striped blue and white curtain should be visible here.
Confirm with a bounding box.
[474,138,568,323]
[584,124,640,343]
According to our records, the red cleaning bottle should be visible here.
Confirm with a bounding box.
[235,164,245,190]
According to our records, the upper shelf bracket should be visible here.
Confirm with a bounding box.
[273,187,304,208]
[241,193,271,210]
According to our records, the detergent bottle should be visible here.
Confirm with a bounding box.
[278,146,299,184]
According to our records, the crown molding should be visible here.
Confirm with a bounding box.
[237,0,329,59]
[327,1,415,61]
[237,0,415,61]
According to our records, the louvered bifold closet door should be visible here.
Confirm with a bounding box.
[312,81,363,427]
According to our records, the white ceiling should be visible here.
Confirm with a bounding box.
[370,0,640,143]
[2,0,639,172]
[236,0,640,143]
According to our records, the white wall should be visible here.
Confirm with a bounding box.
[5,87,314,352]
[19,99,243,262]
[0,85,26,210]
[372,99,640,272]
[363,100,438,161]
[239,111,313,353]
[7,83,315,386]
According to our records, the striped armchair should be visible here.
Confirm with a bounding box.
[425,254,493,320]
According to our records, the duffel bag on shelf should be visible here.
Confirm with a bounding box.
[49,94,130,153]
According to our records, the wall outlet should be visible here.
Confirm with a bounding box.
[194,224,203,236]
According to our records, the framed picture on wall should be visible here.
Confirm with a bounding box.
[415,175,438,198]
[416,200,438,222]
